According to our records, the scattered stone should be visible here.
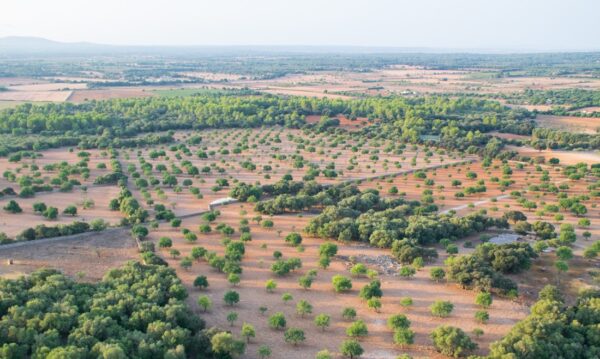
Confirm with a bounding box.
[338,254,402,276]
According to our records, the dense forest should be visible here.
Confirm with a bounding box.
[488,286,600,358]
[0,262,219,358]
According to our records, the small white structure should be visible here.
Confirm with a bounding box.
[208,197,237,210]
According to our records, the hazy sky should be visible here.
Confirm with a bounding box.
[2,0,599,51]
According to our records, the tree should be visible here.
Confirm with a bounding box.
[131,225,148,240]
[472,328,484,338]
[430,325,477,358]
[430,267,446,282]
[296,299,313,318]
[268,312,286,330]
[319,242,338,258]
[63,205,77,216]
[367,298,382,312]
[556,246,573,261]
[474,310,489,324]
[340,339,364,358]
[3,200,22,213]
[387,314,410,330]
[227,311,238,326]
[224,290,240,306]
[399,265,416,279]
[298,275,313,290]
[393,328,415,348]
[555,260,569,283]
[314,314,331,331]
[265,279,277,293]
[332,275,353,293]
[351,263,368,277]
[475,292,492,308]
[346,320,368,338]
[227,273,241,286]
[241,322,255,343]
[430,300,454,318]
[318,256,331,269]
[342,307,357,321]
[285,232,303,246]
[158,237,173,249]
[193,275,208,289]
[191,246,207,260]
[180,257,192,271]
[359,280,382,300]
[257,345,271,359]
[198,295,212,312]
[43,206,59,220]
[211,332,246,357]
[32,202,47,213]
[281,292,294,304]
[284,328,305,346]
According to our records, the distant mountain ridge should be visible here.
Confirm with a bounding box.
[1,36,565,56]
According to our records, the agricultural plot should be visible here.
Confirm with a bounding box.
[146,202,528,359]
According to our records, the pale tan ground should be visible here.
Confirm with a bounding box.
[0,90,72,102]
[574,106,600,114]
[506,145,600,165]
[0,227,137,281]
[535,114,600,134]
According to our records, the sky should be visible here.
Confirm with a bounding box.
[1,0,599,51]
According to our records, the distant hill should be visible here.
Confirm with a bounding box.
[0,36,125,55]
[0,36,488,57]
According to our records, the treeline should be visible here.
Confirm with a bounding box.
[531,127,600,150]
[0,262,219,358]
[0,92,535,156]
[501,89,600,111]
